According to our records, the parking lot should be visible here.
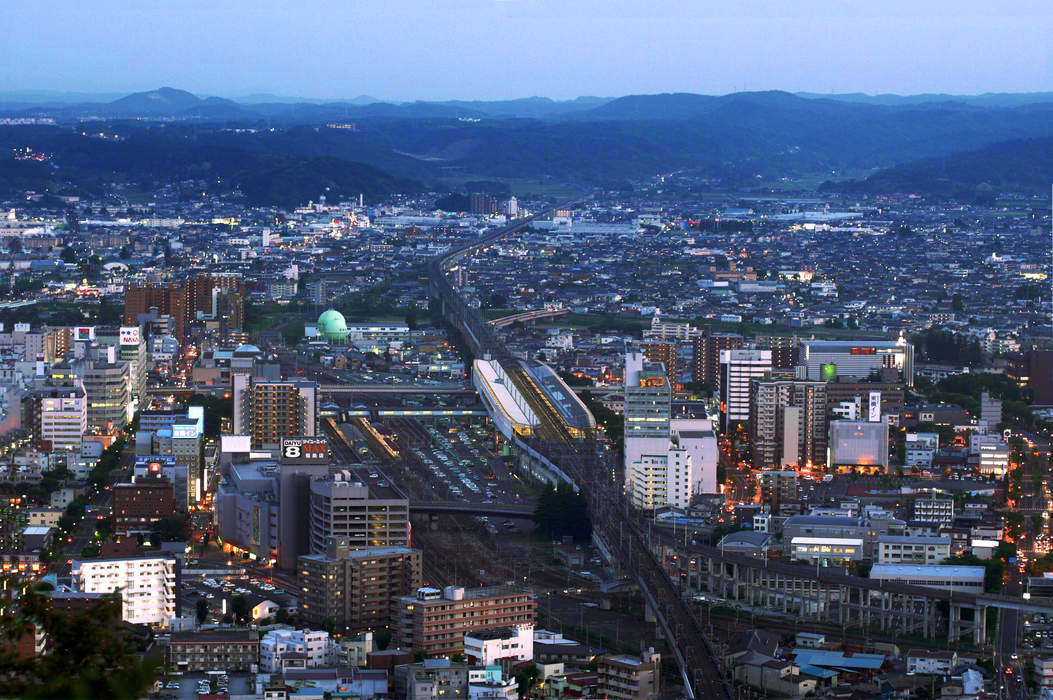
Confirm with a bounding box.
[156,671,251,699]
[180,571,294,624]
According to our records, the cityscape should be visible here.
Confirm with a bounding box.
[1,3,1053,700]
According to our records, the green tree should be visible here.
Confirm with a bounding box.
[374,628,393,651]
[230,594,249,623]
[196,598,210,625]
[60,246,77,264]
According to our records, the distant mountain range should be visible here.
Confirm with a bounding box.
[3,87,1053,204]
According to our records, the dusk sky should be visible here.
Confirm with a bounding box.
[4,0,1052,101]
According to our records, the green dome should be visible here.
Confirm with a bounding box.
[317,309,349,342]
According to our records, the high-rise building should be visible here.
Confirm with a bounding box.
[469,193,498,216]
[232,375,318,449]
[825,377,905,425]
[719,349,771,431]
[308,470,410,554]
[749,378,827,469]
[692,328,743,386]
[298,541,422,633]
[82,359,132,431]
[36,385,87,453]
[755,336,799,370]
[641,342,679,386]
[828,419,890,473]
[123,281,188,343]
[980,391,1003,428]
[392,585,535,657]
[625,419,717,509]
[1008,350,1053,405]
[624,353,672,494]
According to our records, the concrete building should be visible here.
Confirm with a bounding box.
[800,339,914,386]
[37,385,87,453]
[640,342,678,385]
[395,659,469,700]
[308,470,410,554]
[692,328,743,387]
[978,442,1011,477]
[232,374,318,449]
[298,542,421,633]
[758,470,798,511]
[168,630,259,672]
[719,349,771,431]
[259,628,336,673]
[828,419,889,473]
[979,391,1002,428]
[71,554,176,627]
[870,564,985,592]
[464,624,534,667]
[111,473,177,536]
[749,378,827,468]
[392,586,536,657]
[82,359,132,430]
[790,537,864,566]
[596,648,661,699]
[913,498,954,525]
[876,536,951,564]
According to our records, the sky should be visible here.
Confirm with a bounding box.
[3,0,1052,102]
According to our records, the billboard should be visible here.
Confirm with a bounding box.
[868,391,881,423]
[280,436,331,465]
[119,326,141,345]
[74,326,95,342]
[135,455,177,472]
[821,363,837,382]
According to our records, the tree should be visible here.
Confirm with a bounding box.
[230,594,249,623]
[150,517,188,543]
[275,608,292,625]
[374,628,392,650]
[60,246,77,264]
[533,483,592,541]
[196,598,209,625]
[0,581,157,698]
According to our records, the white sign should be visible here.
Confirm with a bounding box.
[119,326,141,345]
[868,391,881,423]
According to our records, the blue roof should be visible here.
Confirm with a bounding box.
[798,664,839,679]
[792,649,885,670]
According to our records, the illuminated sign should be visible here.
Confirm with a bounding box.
[74,326,95,341]
[119,326,141,345]
[280,436,331,465]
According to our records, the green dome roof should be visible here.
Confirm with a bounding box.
[317,309,348,342]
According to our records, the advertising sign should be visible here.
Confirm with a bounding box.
[119,326,141,345]
[74,326,95,341]
[280,436,331,465]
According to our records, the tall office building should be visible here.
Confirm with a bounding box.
[624,353,672,492]
[719,349,772,431]
[83,359,132,431]
[692,328,743,386]
[641,342,679,386]
[298,542,422,633]
[1008,350,1053,405]
[36,385,87,453]
[232,375,318,449]
[749,378,827,468]
[626,419,717,509]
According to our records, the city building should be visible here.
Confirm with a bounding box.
[979,391,1002,428]
[232,375,318,449]
[37,385,87,453]
[464,624,534,667]
[825,377,905,425]
[1008,350,1053,406]
[758,470,798,511]
[749,378,827,468]
[308,470,410,554]
[913,498,954,525]
[168,630,259,672]
[111,472,177,536]
[640,342,678,386]
[876,536,951,564]
[978,442,1011,477]
[259,628,337,673]
[392,586,536,657]
[124,281,188,343]
[870,564,985,592]
[596,648,661,699]
[800,339,915,386]
[790,537,864,566]
[719,349,771,430]
[692,328,743,387]
[71,554,176,628]
[394,659,469,700]
[298,542,422,633]
[82,358,132,430]
[828,419,890,473]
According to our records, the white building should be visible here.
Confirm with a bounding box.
[913,498,954,524]
[870,564,985,592]
[828,419,889,472]
[39,387,87,453]
[906,649,958,675]
[800,339,914,385]
[876,536,951,564]
[790,537,864,566]
[978,442,1010,477]
[71,555,175,627]
[259,628,337,673]
[719,349,772,430]
[464,624,533,666]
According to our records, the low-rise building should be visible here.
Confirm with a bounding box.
[870,564,985,592]
[464,624,534,667]
[71,554,176,628]
[906,649,958,675]
[876,535,951,564]
[394,659,468,700]
[168,629,260,672]
[259,628,336,673]
[596,648,661,699]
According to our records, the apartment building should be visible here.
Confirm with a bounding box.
[392,586,536,657]
[232,375,318,449]
[71,554,176,627]
[298,542,421,633]
[719,349,771,430]
[597,648,661,699]
[308,470,410,554]
[876,535,951,564]
[749,378,827,468]
[168,630,259,672]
